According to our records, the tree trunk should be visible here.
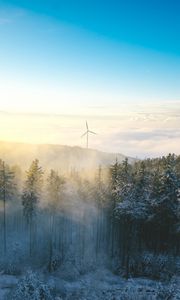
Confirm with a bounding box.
[2,162,6,255]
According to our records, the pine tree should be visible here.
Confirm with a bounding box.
[94,165,108,257]
[150,154,180,251]
[0,160,15,254]
[46,169,65,271]
[115,160,150,277]
[22,159,43,256]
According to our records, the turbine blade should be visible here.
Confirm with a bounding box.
[86,121,89,130]
[89,130,97,135]
[81,131,88,138]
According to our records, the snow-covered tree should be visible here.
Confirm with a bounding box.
[13,270,53,300]
[22,159,43,256]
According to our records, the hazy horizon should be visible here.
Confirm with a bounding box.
[0,101,180,158]
[0,0,179,158]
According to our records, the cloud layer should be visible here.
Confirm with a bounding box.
[0,102,180,158]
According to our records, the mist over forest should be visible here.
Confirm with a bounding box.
[0,141,134,172]
[0,0,180,298]
[0,143,179,299]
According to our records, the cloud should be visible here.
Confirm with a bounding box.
[112,128,180,142]
[101,128,180,158]
[0,103,180,158]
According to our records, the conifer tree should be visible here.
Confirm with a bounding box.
[0,160,15,254]
[46,169,65,271]
[22,159,43,256]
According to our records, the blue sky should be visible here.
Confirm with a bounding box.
[0,0,179,113]
[2,0,180,54]
[0,1,180,156]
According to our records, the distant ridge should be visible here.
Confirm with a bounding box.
[0,141,135,171]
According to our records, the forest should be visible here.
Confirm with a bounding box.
[0,153,180,299]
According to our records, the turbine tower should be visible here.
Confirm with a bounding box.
[81,121,97,149]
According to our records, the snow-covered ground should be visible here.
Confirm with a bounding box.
[0,275,18,299]
[47,269,180,300]
[1,269,180,300]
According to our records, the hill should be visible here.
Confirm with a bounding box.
[0,141,135,172]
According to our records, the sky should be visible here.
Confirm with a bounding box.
[0,0,180,157]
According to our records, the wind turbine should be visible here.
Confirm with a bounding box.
[81,121,97,149]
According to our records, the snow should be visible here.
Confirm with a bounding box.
[0,269,180,299]
[0,275,18,300]
[47,269,180,300]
